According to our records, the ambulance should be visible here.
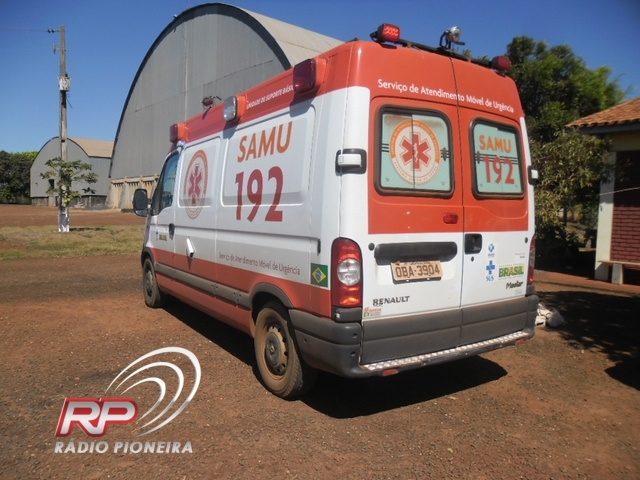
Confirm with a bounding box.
[133,24,539,398]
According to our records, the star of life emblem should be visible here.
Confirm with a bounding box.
[183,150,208,219]
[389,119,441,185]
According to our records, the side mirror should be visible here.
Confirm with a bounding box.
[132,188,150,217]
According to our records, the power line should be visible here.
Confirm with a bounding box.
[0,26,50,33]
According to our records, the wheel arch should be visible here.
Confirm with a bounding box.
[141,246,155,266]
[249,283,294,333]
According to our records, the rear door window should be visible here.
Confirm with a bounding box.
[378,110,452,195]
[472,122,523,196]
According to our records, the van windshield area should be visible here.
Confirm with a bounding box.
[378,110,452,195]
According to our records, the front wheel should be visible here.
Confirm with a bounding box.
[142,257,166,308]
[254,302,317,398]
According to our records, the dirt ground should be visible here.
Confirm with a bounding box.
[1,205,639,479]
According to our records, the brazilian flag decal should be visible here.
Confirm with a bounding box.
[310,263,328,287]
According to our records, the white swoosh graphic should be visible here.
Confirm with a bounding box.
[106,347,201,435]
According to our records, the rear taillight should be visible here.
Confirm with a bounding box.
[527,236,536,285]
[331,238,362,308]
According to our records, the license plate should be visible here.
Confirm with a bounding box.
[391,260,443,282]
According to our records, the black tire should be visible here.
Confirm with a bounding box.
[254,302,317,398]
[142,257,166,308]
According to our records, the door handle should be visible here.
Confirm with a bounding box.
[464,233,482,254]
[169,223,175,237]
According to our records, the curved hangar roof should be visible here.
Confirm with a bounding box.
[110,2,342,181]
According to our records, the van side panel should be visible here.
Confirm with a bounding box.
[214,105,316,314]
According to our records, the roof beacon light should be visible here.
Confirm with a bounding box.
[491,55,512,72]
[440,26,465,50]
[293,58,326,94]
[371,23,401,44]
[223,95,246,122]
[170,123,189,143]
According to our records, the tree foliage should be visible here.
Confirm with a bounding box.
[41,158,98,232]
[505,37,625,265]
[41,158,98,208]
[531,131,611,229]
[507,37,624,143]
[0,150,36,204]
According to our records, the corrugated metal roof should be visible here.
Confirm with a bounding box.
[568,96,640,130]
[242,8,343,65]
[70,138,114,158]
[111,2,343,191]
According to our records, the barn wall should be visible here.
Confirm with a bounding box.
[108,3,340,208]
[110,5,292,183]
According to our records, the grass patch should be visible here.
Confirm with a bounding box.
[0,224,144,260]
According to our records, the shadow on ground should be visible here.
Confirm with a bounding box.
[165,299,508,417]
[303,356,506,418]
[538,290,640,390]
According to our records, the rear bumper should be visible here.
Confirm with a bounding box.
[289,294,538,378]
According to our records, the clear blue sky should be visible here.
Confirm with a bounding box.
[1,0,639,153]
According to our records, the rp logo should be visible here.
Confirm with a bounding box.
[56,398,138,437]
[55,347,201,437]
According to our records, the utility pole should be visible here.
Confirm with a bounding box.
[48,25,71,231]
[48,25,69,164]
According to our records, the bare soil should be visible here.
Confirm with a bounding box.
[1,205,639,479]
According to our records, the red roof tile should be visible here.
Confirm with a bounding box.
[568,96,640,129]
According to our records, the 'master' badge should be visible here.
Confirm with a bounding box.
[183,150,208,219]
[389,119,440,185]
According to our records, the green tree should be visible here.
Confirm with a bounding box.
[40,158,98,232]
[506,37,624,143]
[0,150,36,204]
[506,37,625,266]
[531,133,611,226]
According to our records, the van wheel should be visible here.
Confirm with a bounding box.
[143,258,165,308]
[254,302,317,398]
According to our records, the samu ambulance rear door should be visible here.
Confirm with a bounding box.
[360,97,465,365]
[456,99,533,344]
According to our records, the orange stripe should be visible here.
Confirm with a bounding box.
[161,278,255,336]
[150,248,332,318]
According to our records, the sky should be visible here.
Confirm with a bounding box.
[1,0,639,153]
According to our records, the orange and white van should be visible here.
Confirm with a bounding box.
[133,24,539,398]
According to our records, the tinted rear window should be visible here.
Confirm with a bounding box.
[378,109,452,196]
[472,122,523,196]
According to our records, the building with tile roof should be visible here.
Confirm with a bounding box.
[569,96,640,285]
[568,96,640,133]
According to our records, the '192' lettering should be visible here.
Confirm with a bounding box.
[235,167,284,222]
[482,155,515,184]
